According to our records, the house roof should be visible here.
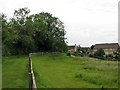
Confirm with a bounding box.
[68,45,75,50]
[81,47,90,49]
[94,43,119,50]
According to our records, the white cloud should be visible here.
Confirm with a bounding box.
[0,0,119,47]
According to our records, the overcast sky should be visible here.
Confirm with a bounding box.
[0,0,119,47]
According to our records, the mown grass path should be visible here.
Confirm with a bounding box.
[32,53,118,88]
[2,55,29,88]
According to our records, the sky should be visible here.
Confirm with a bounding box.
[0,0,119,47]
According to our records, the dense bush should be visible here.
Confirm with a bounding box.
[93,48,105,60]
[67,52,71,56]
[89,52,94,57]
[114,53,120,61]
[89,48,105,60]
[94,48,105,57]
[105,54,113,60]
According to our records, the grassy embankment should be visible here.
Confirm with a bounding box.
[32,53,118,88]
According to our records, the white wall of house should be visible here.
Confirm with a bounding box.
[74,44,77,52]
[104,49,116,55]
[94,48,117,55]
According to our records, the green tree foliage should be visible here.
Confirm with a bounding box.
[94,48,105,60]
[2,8,67,55]
[114,46,120,61]
[31,12,67,52]
[2,14,13,55]
[117,46,120,53]
[90,45,94,49]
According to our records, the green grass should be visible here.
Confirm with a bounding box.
[32,53,118,88]
[2,55,29,88]
[0,63,2,89]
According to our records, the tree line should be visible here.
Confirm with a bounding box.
[2,7,68,56]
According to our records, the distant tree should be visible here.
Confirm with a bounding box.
[90,45,94,49]
[77,45,81,52]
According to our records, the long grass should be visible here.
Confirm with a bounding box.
[2,55,29,88]
[0,63,2,89]
[32,53,118,88]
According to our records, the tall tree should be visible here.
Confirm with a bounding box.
[32,12,67,52]
[2,8,67,56]
[12,8,35,54]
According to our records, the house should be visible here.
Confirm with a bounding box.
[68,44,77,53]
[93,43,120,55]
[77,46,90,54]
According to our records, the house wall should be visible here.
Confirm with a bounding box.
[104,49,116,55]
[68,49,74,52]
[68,44,77,53]
[93,49,117,55]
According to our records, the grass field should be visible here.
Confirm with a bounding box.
[32,53,118,88]
[2,55,29,88]
[0,63,2,89]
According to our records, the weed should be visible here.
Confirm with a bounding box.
[75,74,83,78]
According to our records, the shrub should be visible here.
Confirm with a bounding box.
[114,53,120,61]
[89,53,94,57]
[94,48,105,57]
[67,52,71,56]
[94,48,105,60]
[105,54,113,60]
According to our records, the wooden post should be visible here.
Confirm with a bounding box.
[29,73,32,90]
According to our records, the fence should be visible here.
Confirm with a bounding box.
[30,52,60,56]
[28,53,37,90]
[28,52,60,90]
